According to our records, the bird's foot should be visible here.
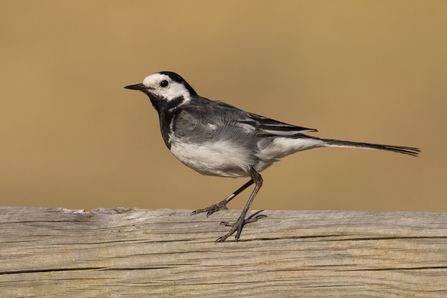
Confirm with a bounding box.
[216,213,267,242]
[191,201,228,217]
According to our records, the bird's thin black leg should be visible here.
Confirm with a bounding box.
[191,179,254,217]
[215,168,264,242]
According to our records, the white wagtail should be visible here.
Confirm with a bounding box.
[125,71,420,242]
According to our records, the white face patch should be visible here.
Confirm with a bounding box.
[142,73,192,102]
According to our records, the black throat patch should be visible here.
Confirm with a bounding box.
[151,95,187,149]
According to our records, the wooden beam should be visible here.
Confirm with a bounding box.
[1,207,446,297]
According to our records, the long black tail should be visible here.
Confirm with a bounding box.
[322,138,420,157]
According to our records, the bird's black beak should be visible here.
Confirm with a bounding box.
[124,83,145,90]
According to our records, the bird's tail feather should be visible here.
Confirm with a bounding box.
[322,138,420,157]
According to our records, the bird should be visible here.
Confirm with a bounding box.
[124,71,420,242]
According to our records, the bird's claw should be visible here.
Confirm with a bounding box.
[215,214,267,242]
[191,202,228,217]
[220,214,267,227]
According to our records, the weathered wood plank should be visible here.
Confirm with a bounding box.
[0,207,446,297]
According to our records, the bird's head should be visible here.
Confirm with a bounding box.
[125,71,197,112]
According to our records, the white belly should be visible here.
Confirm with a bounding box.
[169,136,253,177]
[168,135,325,178]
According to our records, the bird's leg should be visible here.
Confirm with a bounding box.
[216,168,264,242]
[191,180,254,217]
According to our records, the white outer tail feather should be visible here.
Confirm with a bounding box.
[322,138,420,157]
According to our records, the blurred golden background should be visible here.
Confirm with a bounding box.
[1,1,446,212]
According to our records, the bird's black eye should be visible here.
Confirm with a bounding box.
[160,80,169,88]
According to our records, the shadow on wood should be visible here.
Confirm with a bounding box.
[1,207,446,297]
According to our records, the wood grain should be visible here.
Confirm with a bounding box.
[1,207,446,297]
